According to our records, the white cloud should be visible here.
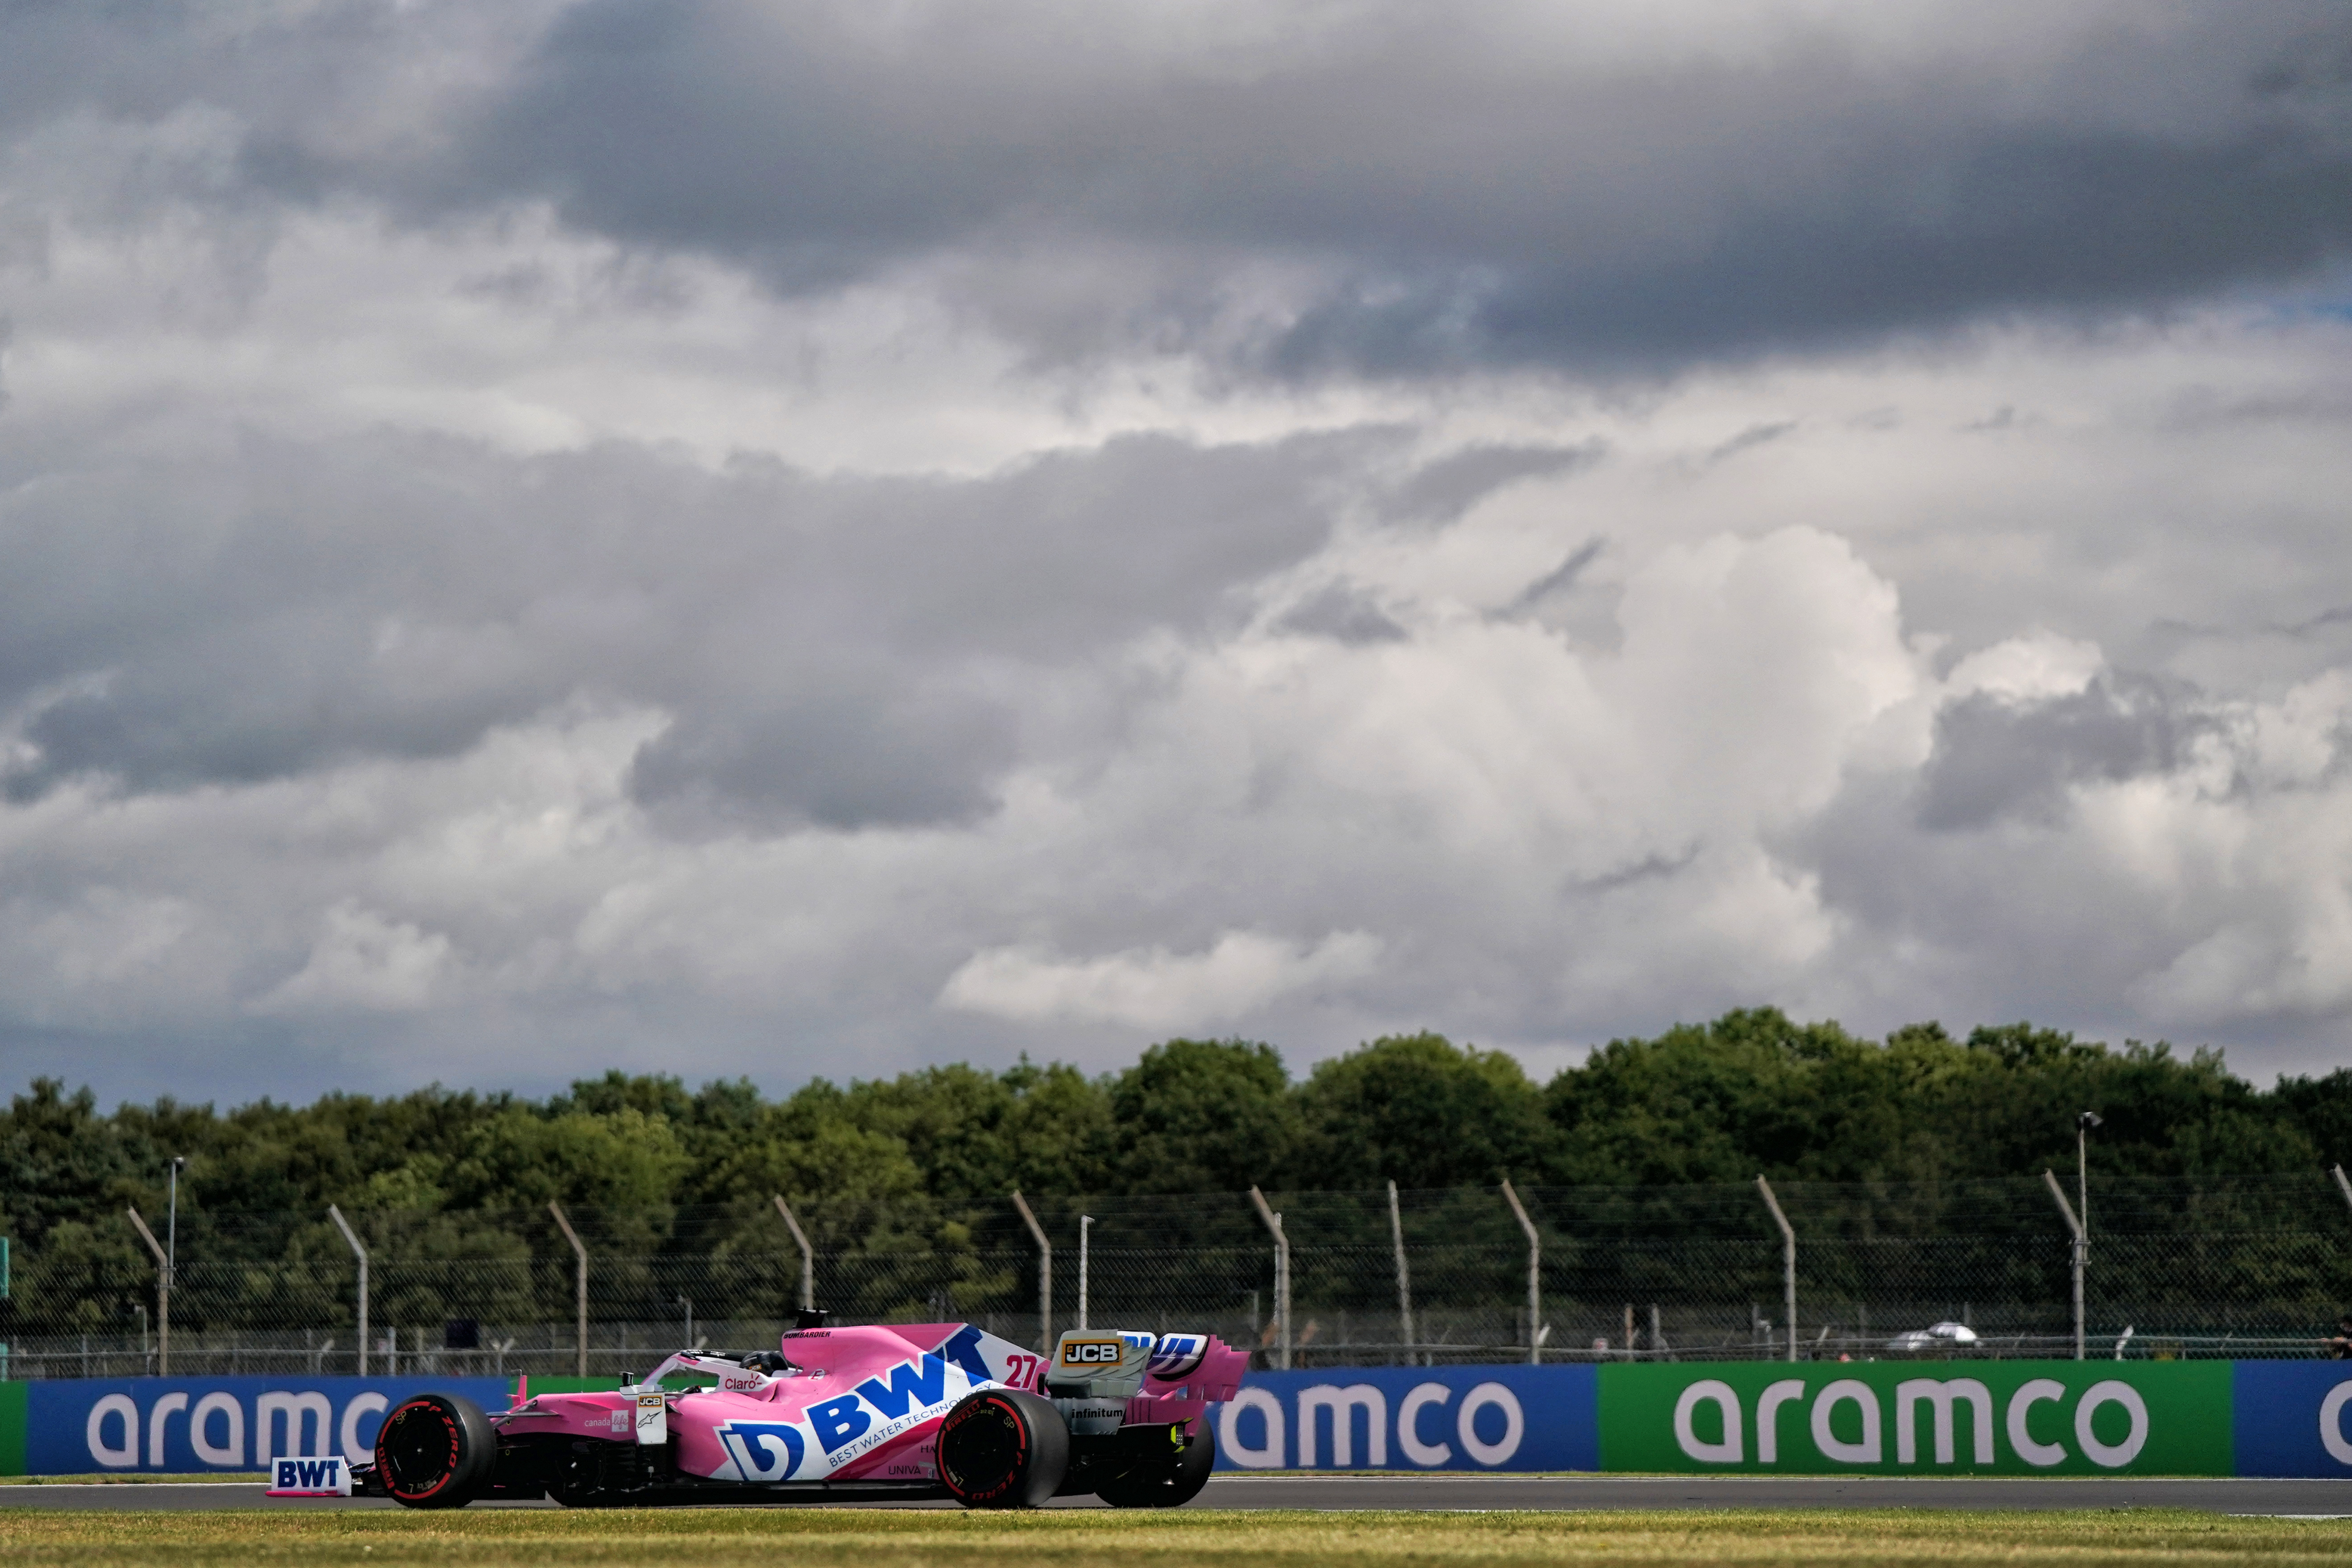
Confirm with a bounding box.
[940,930,1383,1031]
[1946,633,2105,704]
[3,0,2352,1100]
[254,902,455,1015]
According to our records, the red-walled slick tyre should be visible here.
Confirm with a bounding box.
[938,1388,1069,1509]
[375,1392,496,1509]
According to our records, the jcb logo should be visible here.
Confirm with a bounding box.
[1060,1339,1122,1365]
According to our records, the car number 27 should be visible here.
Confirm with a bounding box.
[998,1354,1044,1390]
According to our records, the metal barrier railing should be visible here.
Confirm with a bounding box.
[6,1177,2352,1377]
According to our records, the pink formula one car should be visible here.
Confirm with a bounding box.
[354,1316,1244,1510]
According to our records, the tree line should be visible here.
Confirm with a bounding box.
[9,1009,2350,1239]
[5,1009,2352,1336]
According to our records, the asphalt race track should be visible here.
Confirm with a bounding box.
[5,1475,2352,1513]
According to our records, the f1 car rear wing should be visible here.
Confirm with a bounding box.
[1045,1328,1242,1402]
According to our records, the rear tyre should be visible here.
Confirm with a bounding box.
[1096,1418,1215,1509]
[939,1388,1069,1509]
[375,1392,495,1509]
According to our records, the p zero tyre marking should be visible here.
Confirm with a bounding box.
[940,1392,1030,1506]
[378,1397,463,1503]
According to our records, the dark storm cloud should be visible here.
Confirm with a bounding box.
[0,425,1372,825]
[1272,584,1406,645]
[1915,676,2209,831]
[1702,423,1800,468]
[1506,539,1608,615]
[626,685,1018,833]
[1379,442,1605,524]
[9,3,2349,374]
[405,0,2352,373]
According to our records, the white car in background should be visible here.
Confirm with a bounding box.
[1884,1321,1979,1352]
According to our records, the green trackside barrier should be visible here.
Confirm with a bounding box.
[515,1374,724,1398]
[1601,1360,2232,1476]
[0,1382,27,1476]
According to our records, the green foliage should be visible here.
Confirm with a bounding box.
[1547,1009,1910,1183]
[4,1011,2350,1336]
[2272,1069,2352,1167]
[1296,1032,1551,1187]
[1544,1010,2332,1187]
[1107,1039,1298,1194]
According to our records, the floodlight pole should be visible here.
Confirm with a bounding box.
[1757,1176,1797,1363]
[1248,1187,1290,1370]
[1388,1180,1414,1365]
[328,1204,370,1376]
[1501,1180,1541,1365]
[1010,1191,1052,1354]
[2044,1169,2085,1360]
[549,1202,589,1378]
[125,1207,170,1375]
[772,1195,814,1312]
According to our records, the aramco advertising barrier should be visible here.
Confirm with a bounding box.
[1217,1361,2352,1477]
[5,1361,2352,1475]
[1214,1365,1600,1472]
[1600,1361,2233,1475]
[16,1376,508,1475]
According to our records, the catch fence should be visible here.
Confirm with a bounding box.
[5,1175,2351,1378]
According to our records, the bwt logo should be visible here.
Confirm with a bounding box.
[1060,1340,1124,1365]
[267,1456,351,1497]
[777,1354,958,1466]
[718,1421,808,1481]
[1220,1381,1527,1469]
[276,1457,342,1488]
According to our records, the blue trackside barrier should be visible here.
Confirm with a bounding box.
[2234,1361,2352,1477]
[23,1376,510,1475]
[1219,1360,2352,1477]
[13,1360,2352,1477]
[1214,1365,1598,1472]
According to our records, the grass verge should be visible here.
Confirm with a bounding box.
[2,1507,2351,1568]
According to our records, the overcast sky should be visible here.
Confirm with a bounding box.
[3,0,2351,1106]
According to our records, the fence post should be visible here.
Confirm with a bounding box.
[125,1207,170,1376]
[1009,1191,1052,1352]
[327,1204,370,1376]
[2333,1165,2352,1214]
[771,1195,814,1312]
[1755,1176,1796,1363]
[1078,1216,1092,1330]
[2043,1169,2085,1361]
[1387,1180,1414,1366]
[549,1201,589,1378]
[1500,1180,1541,1366]
[1248,1186,1290,1370]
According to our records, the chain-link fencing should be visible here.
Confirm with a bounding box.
[6,1174,2350,1377]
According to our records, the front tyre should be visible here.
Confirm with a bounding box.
[375,1392,495,1509]
[1096,1418,1215,1509]
[939,1388,1069,1509]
